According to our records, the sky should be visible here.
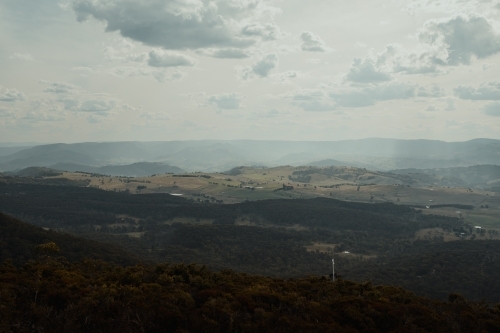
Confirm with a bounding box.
[1,0,500,143]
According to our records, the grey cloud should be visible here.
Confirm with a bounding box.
[140,112,170,120]
[62,96,117,114]
[40,80,79,94]
[483,102,500,116]
[80,99,116,112]
[419,15,500,65]
[148,49,196,67]
[300,31,329,52]
[332,83,416,108]
[330,91,374,108]
[345,58,392,83]
[108,66,151,78]
[0,86,26,102]
[127,53,148,63]
[241,22,283,41]
[239,52,279,80]
[251,109,290,119]
[106,66,185,82]
[284,82,417,111]
[361,14,500,79]
[373,83,417,100]
[443,99,456,111]
[197,48,251,59]
[152,70,185,82]
[482,64,494,71]
[0,107,15,117]
[417,85,445,97]
[359,44,442,77]
[425,105,436,111]
[103,45,147,63]
[286,89,336,111]
[295,100,336,112]
[252,52,279,77]
[215,0,281,20]
[207,93,245,109]
[22,112,65,122]
[73,0,279,50]
[395,64,440,75]
[454,81,500,100]
[270,71,301,84]
[9,53,35,61]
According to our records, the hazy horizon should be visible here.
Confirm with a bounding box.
[2,136,500,147]
[1,0,500,143]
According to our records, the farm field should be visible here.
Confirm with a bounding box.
[54,165,500,229]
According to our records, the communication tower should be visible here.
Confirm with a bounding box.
[332,257,335,282]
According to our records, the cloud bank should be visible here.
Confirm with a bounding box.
[73,0,281,51]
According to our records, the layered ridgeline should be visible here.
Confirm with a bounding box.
[3,178,500,303]
[1,138,500,172]
[392,164,500,189]
[4,163,184,177]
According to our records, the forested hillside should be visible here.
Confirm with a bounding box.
[0,213,139,266]
[3,179,500,304]
[344,240,500,302]
[1,258,499,333]
[0,182,458,235]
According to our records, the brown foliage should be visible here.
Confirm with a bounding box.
[0,259,498,333]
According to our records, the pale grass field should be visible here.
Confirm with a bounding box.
[53,166,500,230]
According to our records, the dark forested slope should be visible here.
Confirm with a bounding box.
[344,240,500,302]
[0,182,459,236]
[0,213,139,266]
[1,259,499,333]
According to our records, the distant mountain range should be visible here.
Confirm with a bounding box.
[0,138,499,172]
[392,165,500,188]
[50,162,184,177]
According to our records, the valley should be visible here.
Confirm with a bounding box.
[48,165,500,229]
[2,141,500,314]
[2,170,500,304]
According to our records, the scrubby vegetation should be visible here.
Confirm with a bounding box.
[1,257,499,333]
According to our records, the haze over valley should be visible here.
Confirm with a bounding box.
[2,138,500,173]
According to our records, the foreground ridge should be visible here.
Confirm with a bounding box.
[1,258,499,333]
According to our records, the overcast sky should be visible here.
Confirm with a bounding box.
[1,0,500,143]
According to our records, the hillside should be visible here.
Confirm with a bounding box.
[1,260,499,333]
[0,182,457,235]
[0,149,100,171]
[9,166,62,177]
[393,165,500,188]
[0,213,139,266]
[57,164,495,206]
[343,240,500,302]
